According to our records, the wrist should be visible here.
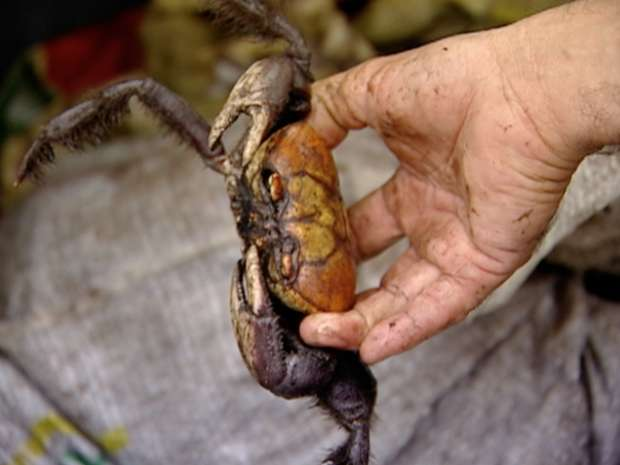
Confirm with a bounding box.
[493,0,620,167]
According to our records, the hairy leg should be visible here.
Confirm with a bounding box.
[231,250,337,397]
[16,78,225,183]
[318,351,376,465]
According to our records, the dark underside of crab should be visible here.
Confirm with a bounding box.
[232,247,376,465]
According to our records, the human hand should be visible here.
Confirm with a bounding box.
[300,0,620,364]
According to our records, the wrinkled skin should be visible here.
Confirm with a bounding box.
[231,246,376,465]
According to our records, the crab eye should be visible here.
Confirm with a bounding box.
[264,171,283,202]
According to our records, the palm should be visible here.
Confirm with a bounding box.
[380,60,568,296]
[302,33,575,363]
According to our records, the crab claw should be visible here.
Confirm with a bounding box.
[229,244,279,381]
[209,56,297,167]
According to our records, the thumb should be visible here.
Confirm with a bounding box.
[306,54,400,148]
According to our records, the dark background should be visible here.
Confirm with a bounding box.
[1,0,147,80]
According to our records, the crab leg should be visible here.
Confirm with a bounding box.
[231,246,376,465]
[230,245,338,395]
[16,78,226,184]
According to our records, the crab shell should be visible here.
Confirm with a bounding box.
[246,122,357,314]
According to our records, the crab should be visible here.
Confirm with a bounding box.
[15,1,377,464]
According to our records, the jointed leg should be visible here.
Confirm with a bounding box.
[231,246,376,464]
[200,0,311,74]
[322,427,370,465]
[318,352,377,465]
[230,246,337,396]
[16,78,225,183]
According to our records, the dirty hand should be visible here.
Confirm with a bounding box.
[300,0,620,364]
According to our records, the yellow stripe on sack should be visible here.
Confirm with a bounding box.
[4,413,129,465]
[28,414,78,454]
[5,414,77,465]
[99,428,129,454]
